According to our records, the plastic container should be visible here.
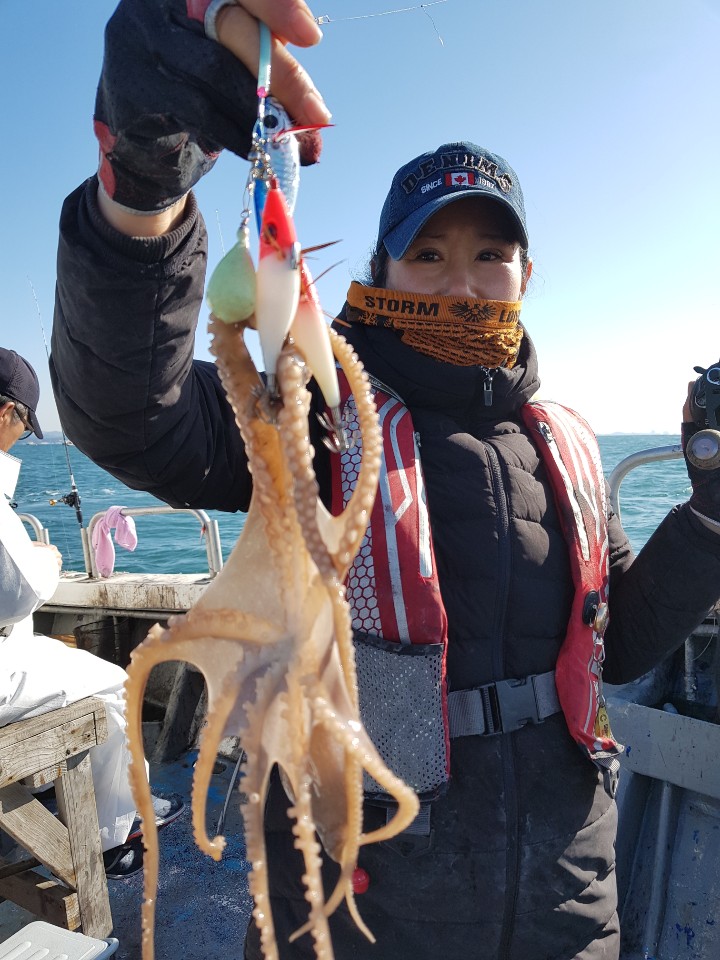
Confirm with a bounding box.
[0,921,119,959]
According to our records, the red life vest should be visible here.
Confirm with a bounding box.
[331,376,622,783]
[520,401,622,775]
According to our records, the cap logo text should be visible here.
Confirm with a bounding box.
[400,152,513,195]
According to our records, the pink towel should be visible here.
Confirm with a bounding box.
[91,506,138,577]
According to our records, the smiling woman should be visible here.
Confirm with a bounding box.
[344,143,530,371]
[384,199,528,300]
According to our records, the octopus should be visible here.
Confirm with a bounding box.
[123,314,420,960]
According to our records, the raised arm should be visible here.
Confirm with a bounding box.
[604,374,720,683]
[50,0,329,511]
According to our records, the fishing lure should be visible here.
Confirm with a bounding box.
[292,259,349,452]
[206,21,346,452]
[255,176,302,397]
[253,98,302,230]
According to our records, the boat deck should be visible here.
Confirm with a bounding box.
[46,571,214,620]
[0,749,254,958]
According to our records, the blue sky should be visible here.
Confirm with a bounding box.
[2,0,718,434]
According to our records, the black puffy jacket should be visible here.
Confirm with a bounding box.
[52,179,720,960]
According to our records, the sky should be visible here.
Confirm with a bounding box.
[1,0,718,435]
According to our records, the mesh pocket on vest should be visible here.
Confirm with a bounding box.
[353,632,447,799]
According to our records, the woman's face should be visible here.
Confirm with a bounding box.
[384,197,531,301]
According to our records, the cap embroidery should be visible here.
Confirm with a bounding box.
[420,177,444,195]
[401,153,513,195]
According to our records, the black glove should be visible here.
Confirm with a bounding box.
[94,0,259,212]
[683,362,720,525]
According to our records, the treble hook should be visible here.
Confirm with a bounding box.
[317,409,352,453]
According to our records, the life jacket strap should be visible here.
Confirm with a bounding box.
[382,671,561,839]
[383,801,434,838]
[448,671,560,737]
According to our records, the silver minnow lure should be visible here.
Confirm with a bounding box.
[252,97,301,232]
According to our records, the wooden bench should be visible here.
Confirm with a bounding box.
[0,698,112,938]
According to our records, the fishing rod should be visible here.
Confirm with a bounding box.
[28,278,85,535]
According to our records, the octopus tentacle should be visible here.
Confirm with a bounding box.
[290,702,369,945]
[307,687,419,844]
[210,321,301,590]
[286,332,381,584]
[281,673,335,959]
[287,775,334,959]
[275,339,374,711]
[124,625,174,960]
[324,331,382,579]
[189,677,240,860]
[242,769,280,960]
[124,311,419,960]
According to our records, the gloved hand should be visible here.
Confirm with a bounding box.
[683,421,720,524]
[94,0,327,213]
[682,363,720,526]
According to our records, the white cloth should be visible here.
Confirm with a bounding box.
[0,467,137,851]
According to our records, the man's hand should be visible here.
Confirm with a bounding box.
[95,0,329,233]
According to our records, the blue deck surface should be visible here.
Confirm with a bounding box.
[0,750,254,960]
[108,750,253,958]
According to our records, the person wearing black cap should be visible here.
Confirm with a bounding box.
[0,348,44,446]
[0,347,183,878]
[48,2,720,957]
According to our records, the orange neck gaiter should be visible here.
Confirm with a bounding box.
[345,282,523,368]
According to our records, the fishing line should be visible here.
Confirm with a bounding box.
[27,277,84,566]
[215,209,227,256]
[315,0,448,44]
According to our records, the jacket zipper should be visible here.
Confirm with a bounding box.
[480,365,499,407]
[485,442,520,959]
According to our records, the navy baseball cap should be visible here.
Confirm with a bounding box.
[0,348,43,438]
[378,141,528,260]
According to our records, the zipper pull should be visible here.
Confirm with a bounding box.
[481,367,496,407]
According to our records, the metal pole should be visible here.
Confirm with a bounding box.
[608,444,683,521]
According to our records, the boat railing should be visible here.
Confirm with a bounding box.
[17,506,225,579]
[18,513,51,545]
[86,506,224,580]
[607,442,683,520]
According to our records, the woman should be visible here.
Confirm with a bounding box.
[50,1,720,955]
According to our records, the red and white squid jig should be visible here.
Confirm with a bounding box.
[206,21,346,451]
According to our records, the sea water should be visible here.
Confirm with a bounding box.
[11,436,689,575]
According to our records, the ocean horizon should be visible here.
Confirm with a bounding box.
[12,435,687,575]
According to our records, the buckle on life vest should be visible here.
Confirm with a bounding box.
[492,677,543,733]
[448,672,561,737]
